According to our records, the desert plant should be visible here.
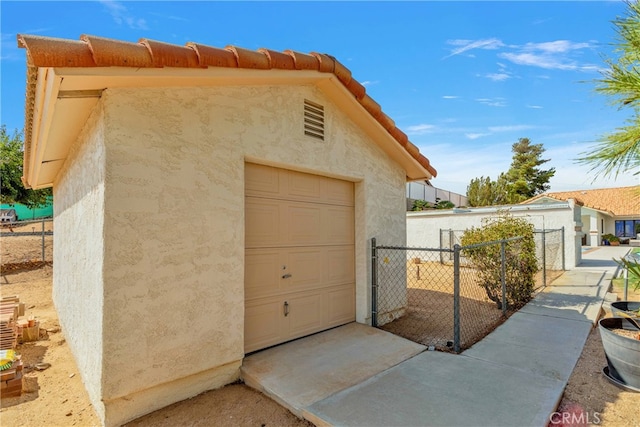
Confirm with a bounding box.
[461,211,538,310]
[614,256,640,291]
[435,200,455,209]
[412,199,433,211]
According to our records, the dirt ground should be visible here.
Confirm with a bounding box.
[1,231,638,426]
[553,286,640,427]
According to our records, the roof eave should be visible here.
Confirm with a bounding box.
[23,65,434,188]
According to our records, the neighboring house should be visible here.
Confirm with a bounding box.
[406,180,468,209]
[0,209,18,223]
[522,186,640,246]
[407,200,583,269]
[18,34,437,426]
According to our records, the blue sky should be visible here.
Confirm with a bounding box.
[1,1,638,195]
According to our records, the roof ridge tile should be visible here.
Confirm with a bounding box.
[284,50,319,70]
[187,43,238,68]
[139,39,201,68]
[81,34,153,67]
[258,48,295,70]
[226,46,270,69]
[17,33,438,179]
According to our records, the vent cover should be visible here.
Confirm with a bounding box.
[304,99,325,140]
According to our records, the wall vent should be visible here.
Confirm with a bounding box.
[304,99,325,141]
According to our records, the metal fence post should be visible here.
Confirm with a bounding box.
[501,241,507,317]
[541,230,547,287]
[561,226,566,271]
[439,229,444,264]
[371,238,378,327]
[453,244,461,353]
[41,218,45,262]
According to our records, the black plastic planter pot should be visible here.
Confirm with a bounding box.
[610,301,640,330]
[599,317,640,391]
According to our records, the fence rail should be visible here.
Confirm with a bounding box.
[1,219,53,263]
[372,228,566,353]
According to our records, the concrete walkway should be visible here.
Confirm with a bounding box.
[241,246,630,427]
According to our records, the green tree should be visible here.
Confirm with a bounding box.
[467,175,510,207]
[503,138,555,202]
[1,125,52,209]
[578,1,640,178]
[461,211,538,310]
[466,138,555,206]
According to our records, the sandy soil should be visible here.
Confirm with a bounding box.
[553,288,640,427]
[1,231,637,427]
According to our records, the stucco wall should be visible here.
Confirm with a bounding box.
[53,103,106,419]
[76,84,407,424]
[406,202,582,269]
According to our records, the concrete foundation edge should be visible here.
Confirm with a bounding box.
[101,360,242,427]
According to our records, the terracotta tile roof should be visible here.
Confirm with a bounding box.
[523,186,640,216]
[17,34,437,178]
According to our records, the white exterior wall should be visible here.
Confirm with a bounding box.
[406,202,583,269]
[53,105,106,419]
[56,85,407,426]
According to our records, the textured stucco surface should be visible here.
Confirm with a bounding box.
[55,84,407,424]
[53,103,106,419]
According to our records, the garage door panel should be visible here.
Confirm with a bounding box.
[282,248,325,292]
[326,284,356,327]
[245,163,282,197]
[287,292,324,337]
[326,179,355,206]
[245,249,282,300]
[324,206,355,244]
[245,297,287,353]
[286,204,324,245]
[287,169,323,201]
[326,246,355,285]
[246,199,281,248]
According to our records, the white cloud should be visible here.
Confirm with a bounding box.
[406,124,437,135]
[527,105,543,109]
[476,98,507,107]
[361,80,379,87]
[100,0,148,30]
[523,40,591,54]
[499,52,578,70]
[487,124,535,132]
[442,95,459,99]
[498,40,598,72]
[465,133,491,140]
[444,38,505,59]
[485,72,511,82]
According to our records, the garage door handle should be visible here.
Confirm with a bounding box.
[282,273,292,279]
[284,301,289,317]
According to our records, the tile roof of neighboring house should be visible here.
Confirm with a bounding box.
[17,34,437,181]
[523,186,640,216]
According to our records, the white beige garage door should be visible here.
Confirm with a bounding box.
[244,163,355,353]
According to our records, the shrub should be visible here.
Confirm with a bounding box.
[460,211,538,310]
[412,199,432,211]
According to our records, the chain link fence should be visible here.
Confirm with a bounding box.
[440,228,565,289]
[1,219,53,266]
[372,229,565,353]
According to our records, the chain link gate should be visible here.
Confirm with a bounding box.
[371,237,524,353]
